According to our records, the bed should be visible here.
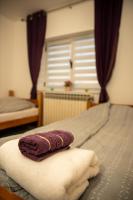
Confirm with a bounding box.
[0,90,43,130]
[0,103,133,200]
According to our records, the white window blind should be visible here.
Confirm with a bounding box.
[46,42,71,87]
[46,33,99,89]
[73,34,99,89]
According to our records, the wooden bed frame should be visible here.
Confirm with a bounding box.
[0,90,43,130]
[0,186,23,200]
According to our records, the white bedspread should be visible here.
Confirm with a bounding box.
[0,139,99,200]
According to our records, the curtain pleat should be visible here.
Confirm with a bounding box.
[27,10,47,99]
[95,0,123,103]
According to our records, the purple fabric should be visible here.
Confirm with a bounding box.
[27,10,47,99]
[18,130,74,161]
[95,0,123,103]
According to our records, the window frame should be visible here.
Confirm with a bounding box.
[45,31,99,91]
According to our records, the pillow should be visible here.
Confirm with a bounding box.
[0,97,35,113]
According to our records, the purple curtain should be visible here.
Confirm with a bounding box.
[27,10,47,99]
[95,0,123,103]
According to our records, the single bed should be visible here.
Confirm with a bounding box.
[0,103,133,200]
[0,90,43,130]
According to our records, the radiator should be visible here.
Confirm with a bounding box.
[43,92,93,125]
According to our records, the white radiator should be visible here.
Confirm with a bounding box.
[43,92,93,125]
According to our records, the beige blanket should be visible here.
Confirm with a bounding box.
[0,139,99,200]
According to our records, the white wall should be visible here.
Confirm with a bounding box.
[11,21,32,98]
[0,16,32,98]
[0,0,133,104]
[0,14,15,97]
[107,0,133,104]
[46,1,93,39]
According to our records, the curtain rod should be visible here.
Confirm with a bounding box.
[21,0,90,21]
[47,0,89,13]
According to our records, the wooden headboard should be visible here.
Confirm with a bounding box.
[36,91,43,126]
[8,90,15,97]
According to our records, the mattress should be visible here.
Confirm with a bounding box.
[79,104,133,200]
[0,108,38,123]
[0,103,133,200]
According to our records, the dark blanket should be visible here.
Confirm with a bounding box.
[18,130,74,161]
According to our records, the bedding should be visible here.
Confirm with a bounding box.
[0,103,133,200]
[79,104,133,200]
[0,140,99,200]
[0,97,35,113]
[0,102,110,146]
[0,91,43,130]
[21,102,110,146]
[0,108,38,123]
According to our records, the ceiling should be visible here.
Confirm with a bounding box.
[0,0,86,21]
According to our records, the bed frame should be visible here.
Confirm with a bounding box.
[0,90,43,130]
[0,186,23,200]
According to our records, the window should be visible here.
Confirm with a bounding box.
[46,32,99,90]
[46,42,71,87]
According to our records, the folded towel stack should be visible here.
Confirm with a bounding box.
[0,140,100,200]
[18,130,74,161]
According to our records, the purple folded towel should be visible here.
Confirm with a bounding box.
[18,130,74,161]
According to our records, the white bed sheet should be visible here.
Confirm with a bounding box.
[0,108,38,122]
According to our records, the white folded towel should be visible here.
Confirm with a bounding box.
[0,139,99,200]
